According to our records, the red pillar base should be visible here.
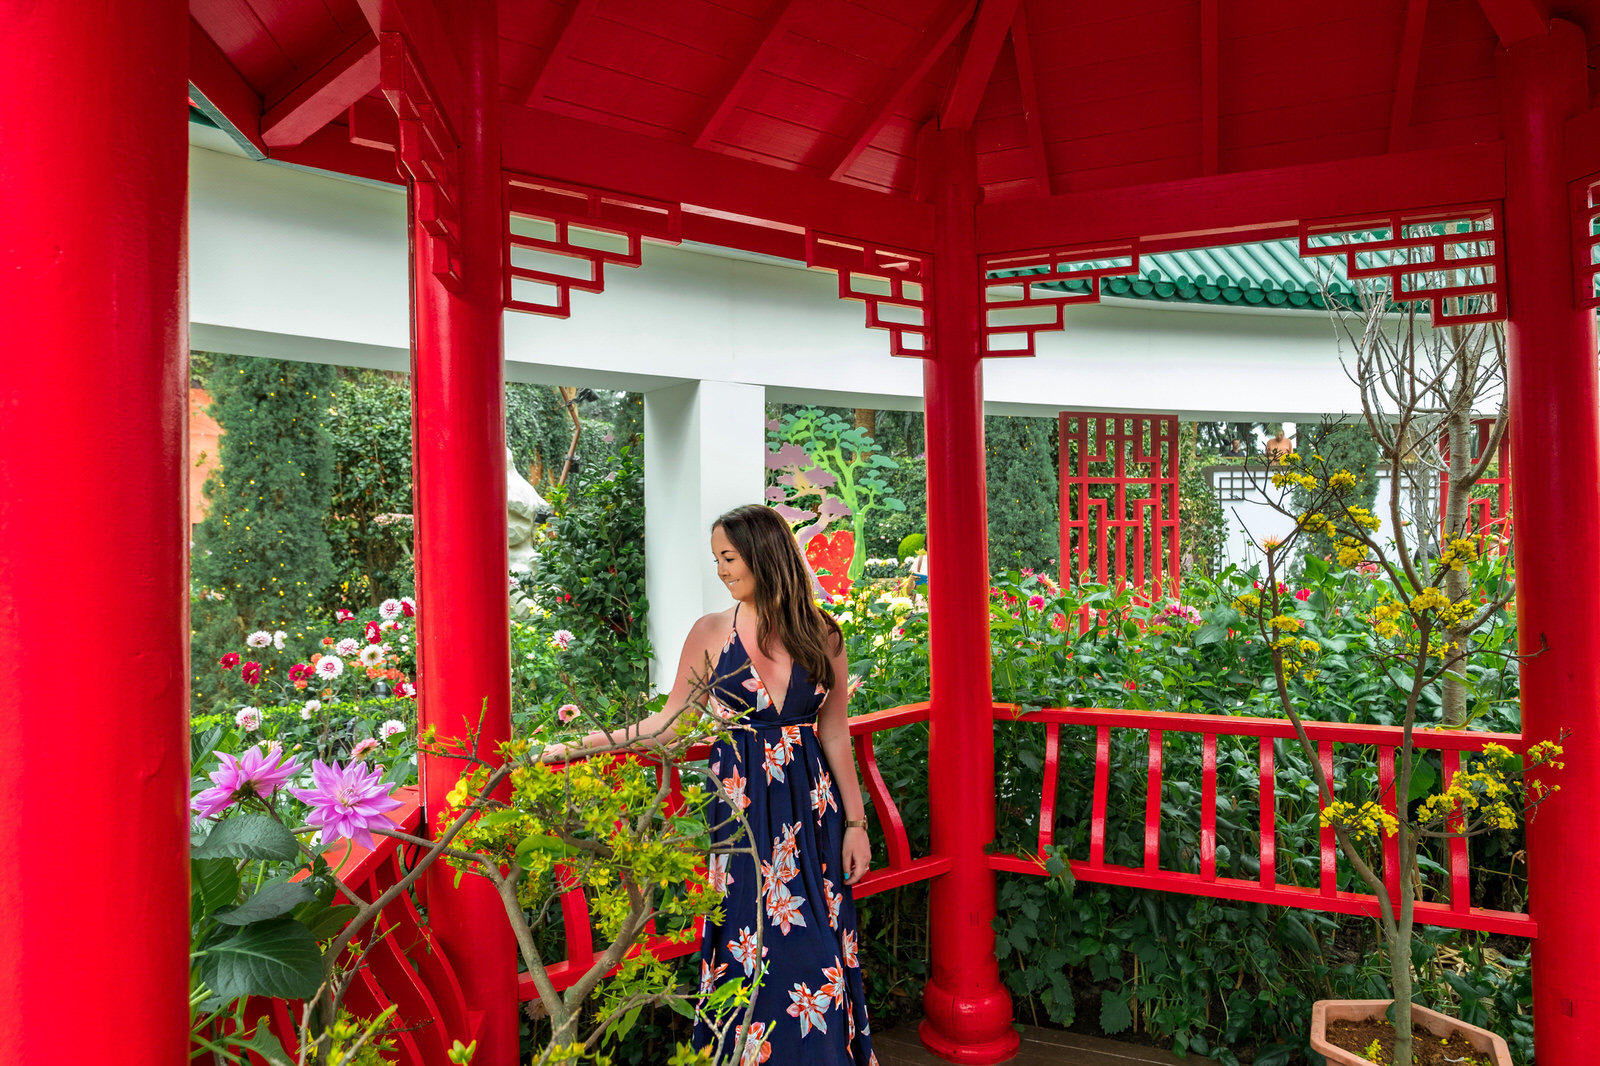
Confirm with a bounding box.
[919,985,1021,1064]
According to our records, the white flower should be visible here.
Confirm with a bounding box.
[316,656,344,679]
[380,719,407,741]
[272,630,287,650]
[235,706,262,731]
[301,699,321,720]
[549,629,574,651]
[246,631,272,649]
[359,645,385,668]
[335,638,361,657]
[400,635,409,644]
[380,619,397,631]
[379,598,403,619]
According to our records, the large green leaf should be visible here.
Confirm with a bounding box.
[199,917,323,1001]
[192,858,240,919]
[193,815,301,862]
[1099,990,1133,1035]
[214,881,316,926]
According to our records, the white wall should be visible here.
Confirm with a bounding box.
[1219,472,1403,572]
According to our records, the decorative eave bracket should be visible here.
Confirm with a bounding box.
[380,32,463,292]
[980,241,1141,356]
[805,233,931,357]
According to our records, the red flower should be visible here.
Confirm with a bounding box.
[1294,588,1312,601]
[335,609,355,622]
[1123,680,1139,691]
[287,663,313,682]
[400,599,415,618]
[365,621,382,644]
[219,652,240,669]
[241,661,263,685]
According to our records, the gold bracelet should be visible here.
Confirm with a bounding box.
[844,819,868,830]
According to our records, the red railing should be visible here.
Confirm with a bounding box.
[245,787,473,1066]
[988,705,1535,937]
[523,703,947,1001]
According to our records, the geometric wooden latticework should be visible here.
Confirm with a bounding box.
[1439,417,1512,555]
[1572,177,1600,309]
[1298,203,1506,326]
[980,241,1141,357]
[1059,413,1181,599]
[503,175,682,318]
[805,231,931,356]
[379,33,463,293]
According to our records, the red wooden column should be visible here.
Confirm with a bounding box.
[1498,20,1600,1061]
[0,2,190,1063]
[915,122,1020,1064]
[411,0,518,1060]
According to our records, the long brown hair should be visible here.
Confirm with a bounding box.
[714,504,843,691]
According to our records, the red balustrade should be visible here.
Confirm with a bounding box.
[987,705,1535,938]
[244,788,473,1066]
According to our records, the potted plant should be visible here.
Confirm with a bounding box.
[1230,447,1562,1065]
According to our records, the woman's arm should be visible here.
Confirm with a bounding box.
[542,614,722,761]
[815,637,871,884]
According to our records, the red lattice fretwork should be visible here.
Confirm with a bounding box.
[504,175,682,318]
[380,33,462,292]
[980,242,1141,356]
[1439,418,1512,555]
[1059,413,1181,599]
[1572,177,1600,309]
[1298,204,1505,325]
[805,232,930,356]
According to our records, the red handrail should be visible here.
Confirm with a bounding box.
[989,704,1536,937]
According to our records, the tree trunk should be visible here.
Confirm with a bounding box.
[855,408,875,434]
[1441,408,1474,726]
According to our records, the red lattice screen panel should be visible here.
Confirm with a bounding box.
[1439,417,1512,554]
[380,33,462,293]
[1298,203,1505,325]
[980,241,1140,356]
[1059,413,1181,600]
[1573,177,1600,308]
[504,174,682,318]
[805,232,930,356]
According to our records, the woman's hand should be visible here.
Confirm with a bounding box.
[842,826,871,884]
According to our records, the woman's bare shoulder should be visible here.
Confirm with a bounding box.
[684,608,736,646]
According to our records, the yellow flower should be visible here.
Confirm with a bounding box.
[1327,470,1357,492]
[1410,586,1452,613]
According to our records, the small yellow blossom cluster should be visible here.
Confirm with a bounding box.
[1319,799,1399,840]
[1370,598,1404,639]
[1231,591,1262,615]
[1327,470,1359,493]
[1409,585,1452,613]
[1418,741,1566,833]
[1335,536,1368,568]
[1343,506,1381,531]
[1272,468,1319,492]
[1298,512,1334,536]
[1438,536,1481,571]
[1266,614,1320,678]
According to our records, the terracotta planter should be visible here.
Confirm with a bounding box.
[1310,1000,1511,1065]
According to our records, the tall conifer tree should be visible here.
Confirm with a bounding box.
[986,415,1060,573]
[193,354,336,634]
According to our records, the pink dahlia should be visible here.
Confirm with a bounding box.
[241,661,263,685]
[365,621,382,644]
[219,652,240,669]
[1026,595,1046,610]
[393,680,415,698]
[400,596,416,618]
[293,759,404,850]
[192,745,302,819]
[350,737,381,761]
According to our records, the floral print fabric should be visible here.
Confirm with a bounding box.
[694,617,877,1065]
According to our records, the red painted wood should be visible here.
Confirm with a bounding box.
[982,243,1139,355]
[519,0,599,108]
[1476,0,1550,45]
[1318,742,1337,898]
[1144,731,1164,872]
[262,35,380,147]
[193,0,295,90]
[1388,0,1431,153]
[1440,749,1473,914]
[1058,413,1182,601]
[941,0,1020,132]
[1200,734,1217,882]
[0,3,190,1062]
[1258,738,1276,889]
[855,732,914,871]
[1090,725,1111,868]
[1199,0,1218,176]
[690,0,803,148]
[806,231,930,355]
[1037,722,1061,853]
[1439,417,1512,549]
[353,0,465,132]
[189,16,269,156]
[1378,746,1403,909]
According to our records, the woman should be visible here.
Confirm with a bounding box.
[550,504,878,1064]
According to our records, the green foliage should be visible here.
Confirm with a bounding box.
[986,415,1059,573]
[538,446,652,703]
[1178,422,1227,578]
[767,407,906,580]
[193,353,336,634]
[324,371,414,611]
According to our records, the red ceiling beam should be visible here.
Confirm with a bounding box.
[823,0,977,180]
[262,35,380,148]
[502,105,933,251]
[976,141,1506,254]
[940,0,1020,131]
[520,0,601,108]
[1009,7,1050,196]
[187,17,267,158]
[689,0,803,149]
[1199,0,1218,175]
[1564,103,1600,180]
[1474,0,1550,47]
[353,0,463,133]
[1387,0,1429,153]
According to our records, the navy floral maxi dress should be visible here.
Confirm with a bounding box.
[694,608,878,1066]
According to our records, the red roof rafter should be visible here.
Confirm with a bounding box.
[517,0,600,109]
[941,0,1021,132]
[353,0,463,132]
[1387,0,1430,154]
[1474,0,1550,47]
[188,16,267,158]
[1008,7,1050,197]
[262,33,380,148]
[689,0,803,150]
[1200,0,1218,176]
[823,0,977,181]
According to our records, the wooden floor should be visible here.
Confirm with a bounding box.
[874,1023,1188,1065]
